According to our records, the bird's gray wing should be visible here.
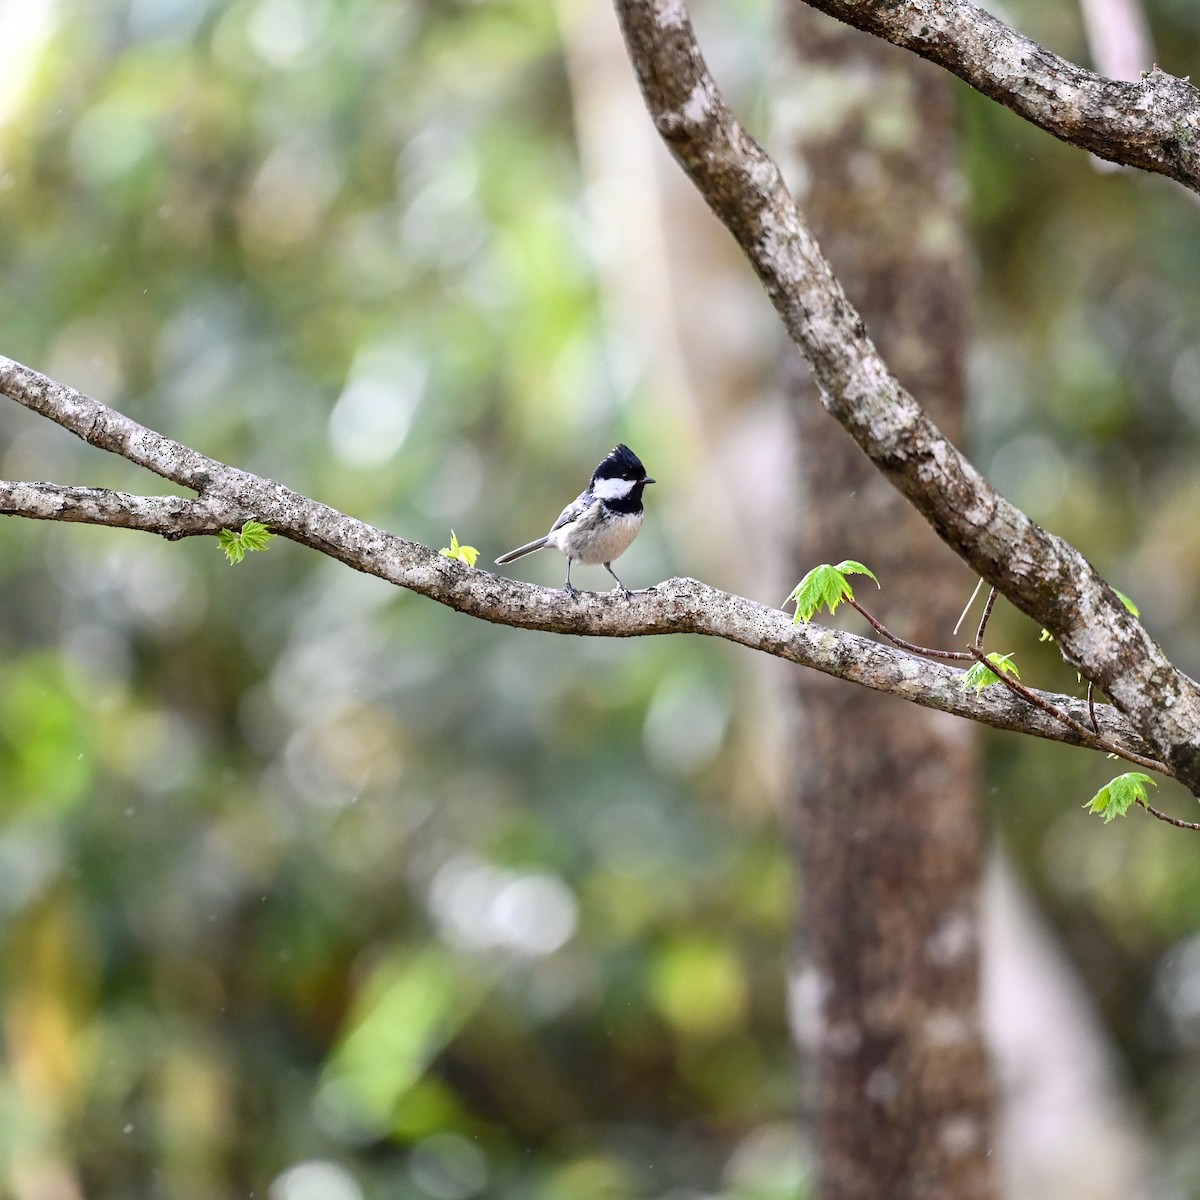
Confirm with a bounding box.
[548,490,592,532]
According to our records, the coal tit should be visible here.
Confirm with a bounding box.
[495,444,656,597]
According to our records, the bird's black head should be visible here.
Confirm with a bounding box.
[593,443,651,484]
[590,444,656,510]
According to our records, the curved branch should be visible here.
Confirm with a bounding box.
[0,354,1161,766]
[0,481,236,537]
[794,0,1200,192]
[1142,800,1200,832]
[610,0,1200,796]
[0,356,239,492]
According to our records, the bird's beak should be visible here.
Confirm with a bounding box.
[644,477,656,485]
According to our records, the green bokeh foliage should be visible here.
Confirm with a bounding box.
[4,0,1200,1196]
[0,1,794,1197]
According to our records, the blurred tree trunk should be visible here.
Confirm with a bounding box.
[777,10,997,1199]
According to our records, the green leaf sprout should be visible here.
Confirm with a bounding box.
[218,520,275,566]
[439,530,479,568]
[785,560,879,624]
[1084,771,1156,823]
[1114,589,1140,617]
[960,651,1020,694]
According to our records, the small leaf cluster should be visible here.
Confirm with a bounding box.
[785,560,878,624]
[960,651,1020,694]
[218,520,275,565]
[439,530,479,568]
[1084,772,1156,823]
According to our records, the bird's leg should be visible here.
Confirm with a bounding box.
[604,562,632,600]
[563,559,579,596]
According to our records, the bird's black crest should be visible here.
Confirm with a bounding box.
[594,443,646,480]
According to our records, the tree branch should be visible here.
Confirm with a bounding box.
[1141,800,1200,832]
[965,646,1167,776]
[793,0,1200,192]
[0,354,1162,767]
[975,586,998,647]
[610,0,1200,796]
[0,481,236,538]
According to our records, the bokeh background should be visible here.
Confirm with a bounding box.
[1,0,1200,1197]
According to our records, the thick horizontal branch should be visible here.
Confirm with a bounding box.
[0,481,237,537]
[796,0,1200,192]
[0,356,1160,767]
[611,0,1200,795]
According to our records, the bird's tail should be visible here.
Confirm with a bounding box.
[495,537,550,565]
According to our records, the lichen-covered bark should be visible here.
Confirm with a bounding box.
[779,9,995,1196]
[611,0,1200,796]
[796,0,1200,192]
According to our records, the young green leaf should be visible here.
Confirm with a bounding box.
[1084,772,1156,823]
[439,530,479,568]
[784,560,879,624]
[960,652,1020,694]
[1114,588,1139,617]
[217,529,244,565]
[219,520,275,566]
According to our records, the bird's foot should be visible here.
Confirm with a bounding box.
[563,583,580,597]
[613,585,632,600]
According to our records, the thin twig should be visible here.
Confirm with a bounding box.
[975,586,998,647]
[1140,800,1200,832]
[849,600,973,661]
[1087,680,1100,735]
[967,646,1169,776]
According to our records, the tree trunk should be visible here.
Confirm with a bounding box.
[778,10,998,1198]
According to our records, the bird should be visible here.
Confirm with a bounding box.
[495,444,656,598]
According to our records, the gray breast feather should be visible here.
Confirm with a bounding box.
[546,500,643,564]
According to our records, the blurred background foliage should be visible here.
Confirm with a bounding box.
[2,0,1200,1197]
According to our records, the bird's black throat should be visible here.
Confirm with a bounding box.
[602,483,647,515]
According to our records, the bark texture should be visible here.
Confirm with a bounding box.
[780,11,995,1197]
[797,0,1200,191]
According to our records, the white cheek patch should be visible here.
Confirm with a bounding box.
[592,476,636,501]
